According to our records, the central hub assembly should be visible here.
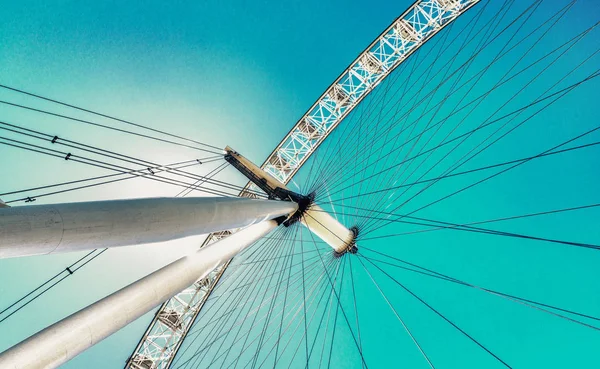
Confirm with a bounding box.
[224,146,358,255]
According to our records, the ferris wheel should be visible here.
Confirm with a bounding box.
[0,0,599,368]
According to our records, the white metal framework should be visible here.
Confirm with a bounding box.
[125,1,480,368]
[261,0,480,183]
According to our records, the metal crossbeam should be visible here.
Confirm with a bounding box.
[125,1,480,368]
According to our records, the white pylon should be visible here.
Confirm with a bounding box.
[0,196,295,259]
[0,218,290,369]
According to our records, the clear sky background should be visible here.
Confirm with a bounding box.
[1,0,599,368]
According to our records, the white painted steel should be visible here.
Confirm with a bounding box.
[0,197,295,259]
[0,219,286,369]
[127,1,481,367]
[125,230,232,369]
[259,0,481,184]
[302,205,354,254]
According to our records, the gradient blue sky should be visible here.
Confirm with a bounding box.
[1,0,599,368]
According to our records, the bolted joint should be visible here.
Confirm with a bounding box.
[254,190,314,228]
[281,192,315,227]
[224,146,314,226]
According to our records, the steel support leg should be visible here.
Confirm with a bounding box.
[0,219,285,369]
[0,197,296,258]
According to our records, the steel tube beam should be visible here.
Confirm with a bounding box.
[0,197,295,259]
[0,219,286,369]
[301,205,354,254]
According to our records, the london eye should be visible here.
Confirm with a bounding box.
[0,0,599,368]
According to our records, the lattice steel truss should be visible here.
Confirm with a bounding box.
[125,1,480,368]
[261,0,480,183]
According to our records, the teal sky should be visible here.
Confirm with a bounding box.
[1,0,599,368]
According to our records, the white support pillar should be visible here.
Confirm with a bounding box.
[0,197,296,259]
[0,219,285,369]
